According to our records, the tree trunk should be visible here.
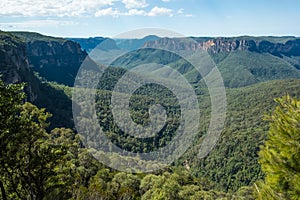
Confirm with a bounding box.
[0,180,7,200]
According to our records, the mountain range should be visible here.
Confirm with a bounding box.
[1,30,300,192]
[2,30,300,88]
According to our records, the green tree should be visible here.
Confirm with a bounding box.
[257,95,300,199]
[109,172,141,199]
[140,172,181,200]
[0,80,81,200]
[0,80,26,200]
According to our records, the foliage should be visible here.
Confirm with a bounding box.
[69,66,300,193]
[10,32,67,43]
[35,81,74,129]
[2,30,300,199]
[0,80,84,200]
[111,48,300,88]
[256,95,300,199]
[0,31,24,47]
[214,51,300,88]
[0,79,256,199]
[183,79,300,192]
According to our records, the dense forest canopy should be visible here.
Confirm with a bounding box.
[0,30,300,199]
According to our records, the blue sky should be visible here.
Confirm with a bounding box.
[0,0,299,38]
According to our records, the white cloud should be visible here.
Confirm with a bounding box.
[126,9,147,16]
[0,0,174,18]
[162,0,171,2]
[125,7,173,17]
[177,8,184,14]
[122,0,148,9]
[176,8,193,17]
[148,6,173,17]
[0,0,115,17]
[94,6,173,17]
[94,7,121,17]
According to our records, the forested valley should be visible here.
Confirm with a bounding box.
[1,31,300,199]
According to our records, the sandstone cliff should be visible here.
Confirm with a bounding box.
[0,31,38,101]
[144,36,300,56]
[13,32,88,86]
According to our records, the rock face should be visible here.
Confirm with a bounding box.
[0,32,38,101]
[26,39,87,86]
[1,31,90,102]
[11,32,88,86]
[0,33,28,83]
[143,37,252,52]
[144,36,300,56]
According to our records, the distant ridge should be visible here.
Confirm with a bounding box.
[2,30,300,88]
[115,35,160,51]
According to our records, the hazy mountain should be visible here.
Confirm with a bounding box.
[68,37,119,52]
[68,35,161,65]
[3,31,300,90]
[111,36,300,87]
[115,35,161,51]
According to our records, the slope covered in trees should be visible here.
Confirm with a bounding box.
[187,79,300,191]
[111,48,300,87]
[38,66,300,193]
[1,30,300,199]
[1,79,255,200]
[2,78,299,199]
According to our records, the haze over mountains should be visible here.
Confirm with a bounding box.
[70,34,300,87]
[4,30,299,88]
[1,30,300,197]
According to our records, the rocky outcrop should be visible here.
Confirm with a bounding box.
[202,38,257,53]
[10,32,88,86]
[0,31,89,101]
[143,37,258,52]
[0,32,38,101]
[0,33,28,83]
[25,39,87,86]
[144,37,300,56]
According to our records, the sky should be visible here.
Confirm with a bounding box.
[0,0,299,38]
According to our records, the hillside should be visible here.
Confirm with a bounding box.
[74,64,300,191]
[142,37,300,87]
[11,31,67,43]
[7,31,299,89]
[110,47,300,87]
[11,31,88,86]
[1,30,300,198]
[215,50,300,87]
[185,79,300,191]
[0,32,77,129]
[43,69,300,192]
